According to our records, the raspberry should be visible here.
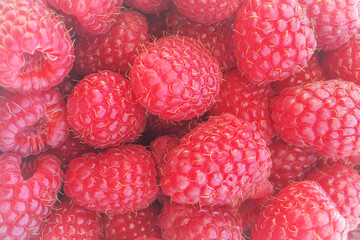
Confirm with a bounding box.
[66,70,147,149]
[73,10,150,76]
[64,145,159,214]
[233,0,316,83]
[322,33,360,85]
[45,0,123,36]
[209,68,275,145]
[238,197,271,233]
[130,35,222,121]
[0,0,74,93]
[0,153,63,240]
[161,114,272,206]
[250,181,349,239]
[124,0,171,14]
[146,12,168,40]
[40,198,103,240]
[171,0,243,24]
[104,203,162,240]
[166,5,237,72]
[55,70,82,101]
[306,164,360,231]
[269,137,320,190]
[159,200,244,240]
[0,87,68,158]
[270,79,360,159]
[299,0,360,50]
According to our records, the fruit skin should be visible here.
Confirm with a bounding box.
[0,87,68,158]
[299,0,359,51]
[64,144,160,214]
[306,164,360,231]
[66,70,147,149]
[250,181,349,239]
[45,0,123,36]
[166,5,237,72]
[271,79,360,159]
[74,10,150,76]
[0,0,74,93]
[233,0,316,83]
[161,113,272,206]
[322,33,360,85]
[171,0,243,24]
[40,198,103,240]
[124,0,171,14]
[159,200,245,240]
[209,68,275,145]
[104,203,162,240]
[130,35,222,121]
[0,153,63,240]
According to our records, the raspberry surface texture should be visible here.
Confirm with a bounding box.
[66,70,147,149]
[0,0,74,93]
[271,79,360,159]
[233,0,316,83]
[130,35,222,121]
[64,145,159,214]
[161,113,272,206]
[124,0,171,14]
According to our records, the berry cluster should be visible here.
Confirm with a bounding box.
[0,0,360,239]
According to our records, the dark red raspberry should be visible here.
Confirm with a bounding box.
[166,5,237,72]
[159,200,244,240]
[55,70,82,101]
[271,79,360,159]
[271,54,326,94]
[41,197,103,240]
[74,10,150,76]
[171,0,243,24]
[161,114,272,206]
[0,153,63,240]
[104,203,162,240]
[299,0,359,50]
[269,137,320,190]
[251,181,349,239]
[233,0,316,83]
[322,33,360,85]
[0,87,68,158]
[209,68,275,145]
[130,35,222,121]
[306,164,360,231]
[64,145,159,214]
[146,12,168,41]
[238,197,271,233]
[0,0,74,93]
[124,0,171,14]
[45,0,123,36]
[66,70,147,149]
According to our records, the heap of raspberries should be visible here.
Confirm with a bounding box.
[0,0,360,239]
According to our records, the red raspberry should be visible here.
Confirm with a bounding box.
[64,145,159,214]
[166,6,237,72]
[271,54,326,94]
[159,200,245,240]
[161,114,272,206]
[40,198,103,240]
[171,0,243,24]
[124,0,171,14]
[271,79,360,159]
[130,35,222,121]
[322,33,360,85]
[55,70,82,101]
[233,0,316,83]
[299,0,359,50]
[209,68,275,145]
[0,153,63,240]
[73,10,150,76]
[0,87,68,158]
[238,197,271,233]
[146,12,168,41]
[66,70,147,149]
[45,0,123,36]
[0,0,74,93]
[250,181,349,239]
[306,164,360,231]
[104,203,162,240]
[269,137,320,190]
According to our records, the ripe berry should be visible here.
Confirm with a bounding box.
[124,0,171,14]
